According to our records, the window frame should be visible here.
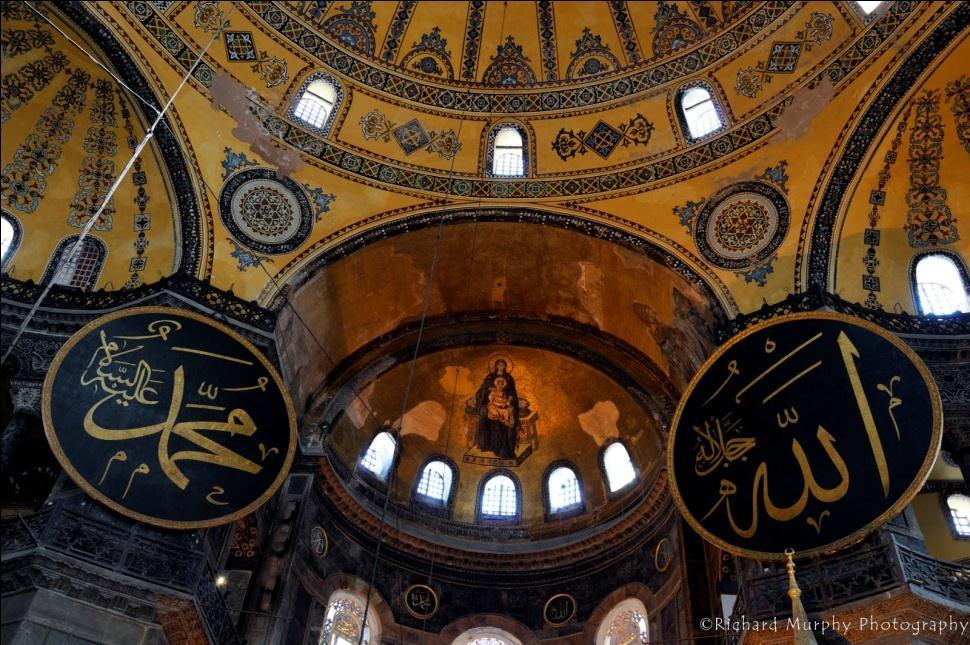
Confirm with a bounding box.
[542,460,586,520]
[286,72,343,137]
[599,440,638,497]
[942,492,970,541]
[484,122,531,178]
[356,429,398,487]
[849,1,888,24]
[674,80,728,144]
[1,210,23,271]
[476,469,521,523]
[411,455,459,516]
[40,235,108,291]
[910,250,970,316]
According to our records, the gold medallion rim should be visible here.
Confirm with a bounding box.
[654,537,672,572]
[42,306,299,530]
[665,311,944,561]
[543,593,577,625]
[403,583,439,619]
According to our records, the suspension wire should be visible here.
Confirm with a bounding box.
[1,5,237,365]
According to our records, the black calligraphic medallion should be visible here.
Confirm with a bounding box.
[544,593,577,626]
[668,312,941,560]
[404,584,439,620]
[43,307,297,529]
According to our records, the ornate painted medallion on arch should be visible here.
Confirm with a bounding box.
[696,182,789,270]
[219,168,313,255]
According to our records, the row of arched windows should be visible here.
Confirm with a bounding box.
[357,431,639,520]
[2,214,106,290]
[314,588,652,645]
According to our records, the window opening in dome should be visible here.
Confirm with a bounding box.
[360,431,396,481]
[480,474,517,517]
[914,253,969,315]
[547,466,582,512]
[416,459,453,504]
[680,86,723,140]
[603,442,637,492]
[492,127,524,177]
[294,79,337,129]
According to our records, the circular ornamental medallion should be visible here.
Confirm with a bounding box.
[43,307,297,529]
[219,168,312,254]
[667,312,941,560]
[694,181,789,270]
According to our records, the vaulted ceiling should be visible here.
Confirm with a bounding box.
[2,1,967,317]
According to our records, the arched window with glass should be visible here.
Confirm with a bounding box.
[41,235,107,291]
[359,430,396,482]
[289,73,342,135]
[595,598,650,645]
[489,124,527,177]
[478,472,519,520]
[451,627,523,645]
[912,252,969,315]
[546,464,583,515]
[318,590,380,645]
[1,211,22,270]
[414,458,455,506]
[676,82,726,142]
[602,441,637,493]
[946,493,970,538]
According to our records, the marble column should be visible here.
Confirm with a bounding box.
[1,379,42,481]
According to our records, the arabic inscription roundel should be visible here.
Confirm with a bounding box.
[43,307,297,529]
[667,312,941,560]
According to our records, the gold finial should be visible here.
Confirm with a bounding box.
[785,547,801,601]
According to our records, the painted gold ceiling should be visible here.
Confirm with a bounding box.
[1,1,968,318]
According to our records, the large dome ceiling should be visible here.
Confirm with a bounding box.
[273,0,758,87]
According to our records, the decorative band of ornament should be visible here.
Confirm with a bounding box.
[551,114,654,161]
[0,275,278,332]
[945,75,970,152]
[120,1,919,199]
[860,105,911,310]
[905,90,959,248]
[231,0,799,109]
[359,109,462,160]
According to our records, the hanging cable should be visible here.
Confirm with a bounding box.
[2,5,237,366]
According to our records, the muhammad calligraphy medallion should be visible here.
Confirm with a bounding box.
[42,307,297,529]
[668,312,941,560]
[403,584,439,620]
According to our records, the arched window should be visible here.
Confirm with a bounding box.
[41,236,107,291]
[491,126,525,177]
[602,442,637,493]
[1,211,22,269]
[479,473,518,519]
[359,431,396,482]
[289,74,342,135]
[677,84,725,141]
[913,253,969,315]
[595,598,650,645]
[946,493,970,538]
[415,459,454,505]
[547,465,582,513]
[857,1,882,14]
[452,627,523,645]
[319,590,380,645]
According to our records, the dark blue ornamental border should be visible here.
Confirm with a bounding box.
[694,180,790,270]
[59,3,203,276]
[219,168,313,255]
[806,2,970,291]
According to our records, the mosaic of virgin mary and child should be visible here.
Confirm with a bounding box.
[465,355,538,466]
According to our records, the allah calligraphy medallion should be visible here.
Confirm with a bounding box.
[543,593,577,626]
[42,307,297,529]
[667,312,941,560]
